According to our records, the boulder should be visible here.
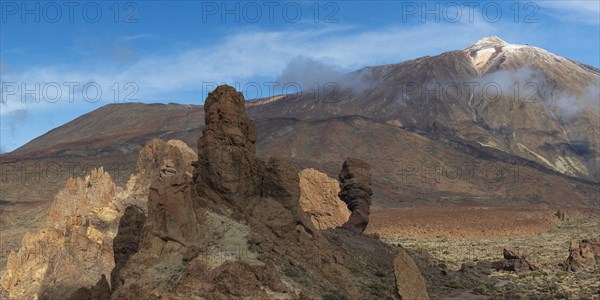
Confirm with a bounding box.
[394,250,430,300]
[499,248,538,272]
[298,168,350,229]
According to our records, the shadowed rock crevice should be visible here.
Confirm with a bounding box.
[110,205,146,291]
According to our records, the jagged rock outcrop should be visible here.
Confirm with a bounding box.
[562,238,600,272]
[110,85,429,299]
[338,158,373,234]
[298,168,350,229]
[0,139,196,300]
[394,250,430,300]
[1,167,120,300]
[3,85,430,299]
[499,248,538,272]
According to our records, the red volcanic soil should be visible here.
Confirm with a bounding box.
[367,205,600,239]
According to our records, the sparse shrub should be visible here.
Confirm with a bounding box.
[445,277,462,288]
[368,281,389,296]
[556,271,570,278]
[555,209,565,221]
[473,286,487,294]
[527,270,547,278]
[284,268,300,277]
[374,269,387,277]
[323,290,347,300]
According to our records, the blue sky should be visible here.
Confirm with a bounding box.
[1,0,599,153]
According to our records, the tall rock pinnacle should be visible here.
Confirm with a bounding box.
[194,85,263,205]
[338,157,373,234]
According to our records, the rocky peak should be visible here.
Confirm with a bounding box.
[194,85,263,202]
[203,85,257,144]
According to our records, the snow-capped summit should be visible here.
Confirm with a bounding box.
[464,36,510,51]
[462,36,590,76]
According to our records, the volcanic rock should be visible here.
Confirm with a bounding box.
[338,158,373,234]
[194,84,262,203]
[110,85,429,299]
[298,168,350,229]
[499,248,538,272]
[562,238,600,272]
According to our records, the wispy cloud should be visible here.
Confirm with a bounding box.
[121,34,153,41]
[538,0,600,24]
[1,19,501,116]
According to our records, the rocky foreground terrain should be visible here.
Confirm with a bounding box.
[1,86,434,299]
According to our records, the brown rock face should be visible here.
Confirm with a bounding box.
[298,168,350,230]
[393,250,430,300]
[338,158,373,234]
[562,238,600,272]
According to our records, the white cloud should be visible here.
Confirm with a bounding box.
[121,34,153,41]
[1,14,510,116]
[538,0,600,24]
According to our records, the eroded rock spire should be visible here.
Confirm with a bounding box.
[338,157,373,234]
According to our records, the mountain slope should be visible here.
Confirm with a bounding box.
[248,36,600,181]
[1,37,598,209]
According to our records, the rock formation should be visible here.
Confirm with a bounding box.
[562,238,600,272]
[499,248,538,272]
[338,158,373,234]
[0,139,196,300]
[110,85,430,299]
[298,168,350,229]
[2,85,431,299]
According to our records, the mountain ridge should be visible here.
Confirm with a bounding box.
[1,37,598,210]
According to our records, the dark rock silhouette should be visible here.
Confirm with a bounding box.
[338,158,373,234]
